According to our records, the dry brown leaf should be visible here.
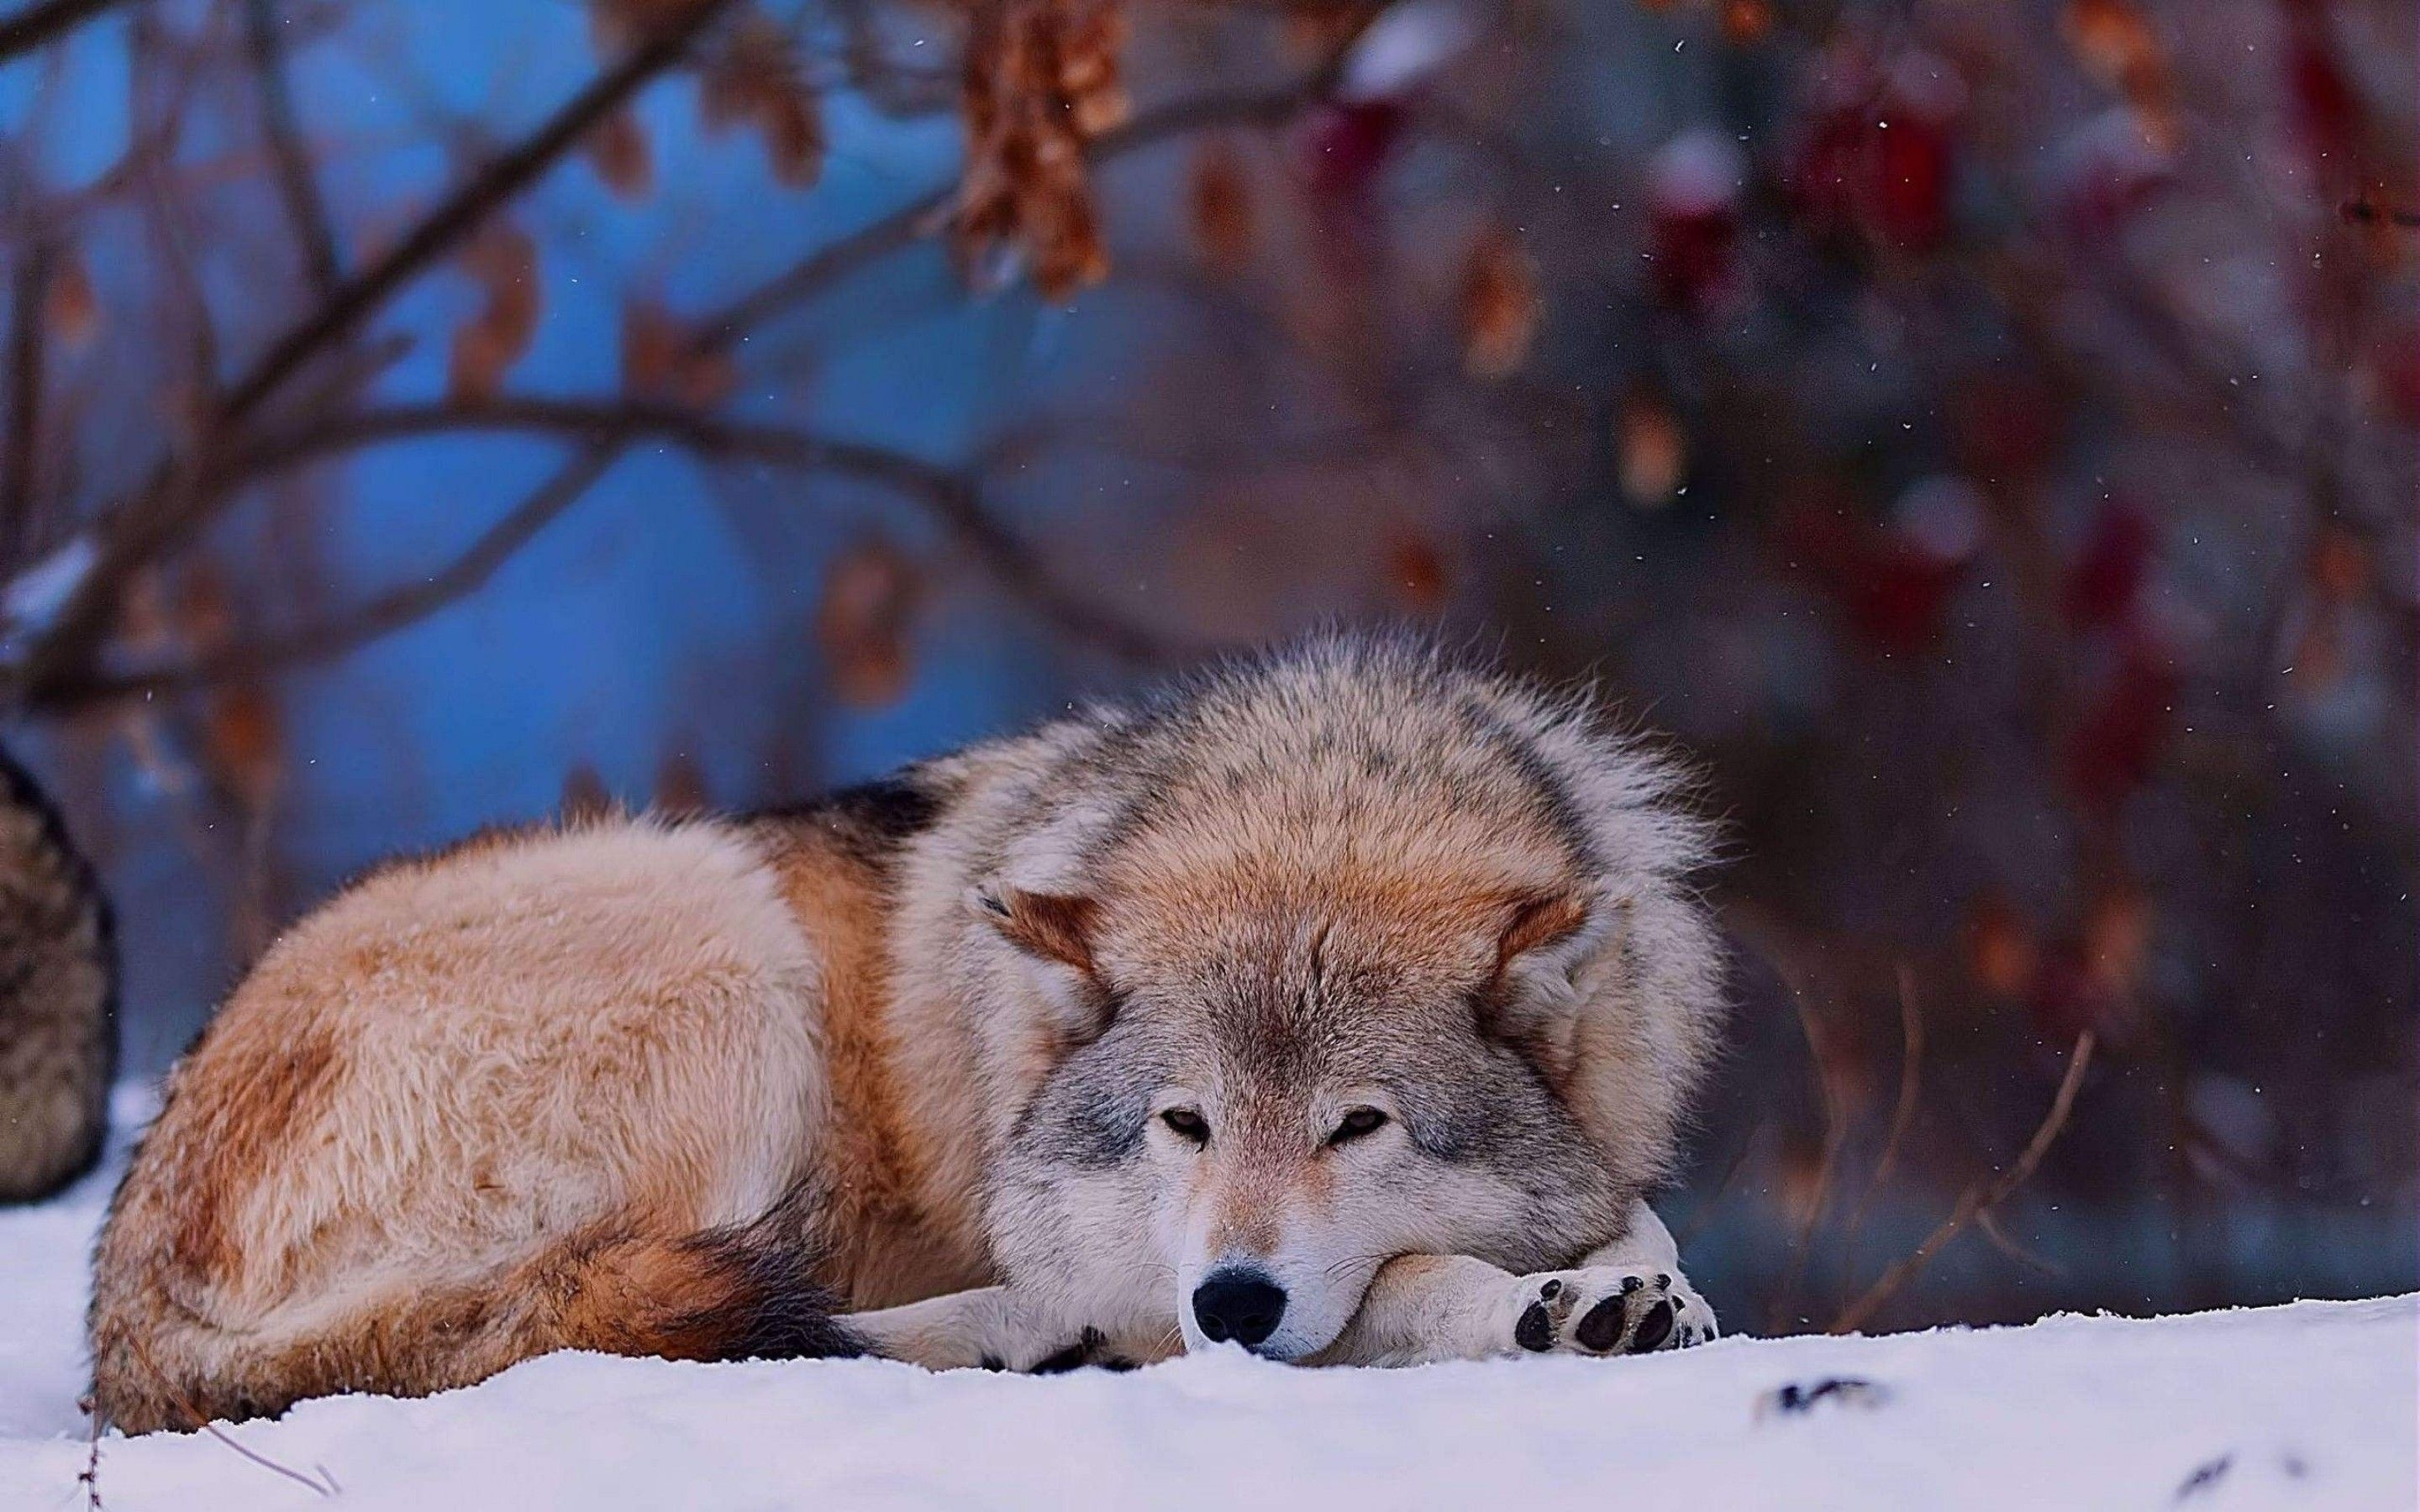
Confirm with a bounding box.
[1965,893,2038,999]
[2060,0,2175,148]
[1618,396,1687,507]
[1388,535,1450,612]
[1457,224,1540,379]
[171,562,234,650]
[1188,141,1255,276]
[45,249,97,349]
[2309,526,2370,604]
[2081,885,2152,996]
[654,750,711,815]
[815,538,920,707]
[620,300,736,407]
[589,0,718,56]
[561,762,614,822]
[702,11,825,189]
[448,223,541,402]
[202,685,284,806]
[955,0,1127,302]
[585,106,655,200]
[758,89,826,188]
[1720,0,1774,44]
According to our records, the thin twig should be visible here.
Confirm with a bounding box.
[121,1334,337,1499]
[1728,900,1853,1331]
[1673,1127,1758,1248]
[78,1391,100,1510]
[65,443,623,705]
[1,237,51,565]
[1839,962,1927,1252]
[1829,1031,2097,1336]
[218,3,734,424]
[232,397,1189,653]
[40,392,1208,706]
[1974,1207,2065,1278]
[1775,986,1850,1329]
[241,0,343,297]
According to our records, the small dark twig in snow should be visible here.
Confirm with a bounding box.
[1757,1377,1890,1419]
[2173,1453,2233,1500]
[77,1392,101,1510]
[123,1334,339,1498]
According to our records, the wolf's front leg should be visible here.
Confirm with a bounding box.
[1313,1200,1718,1368]
[839,1287,1171,1373]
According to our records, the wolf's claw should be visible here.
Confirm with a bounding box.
[1504,1268,1715,1356]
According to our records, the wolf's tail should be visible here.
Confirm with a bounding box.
[90,1183,860,1434]
[0,743,114,1205]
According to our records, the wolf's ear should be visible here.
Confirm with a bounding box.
[977,887,1101,979]
[1494,890,1596,973]
[1479,888,1617,1084]
[977,886,1115,1048]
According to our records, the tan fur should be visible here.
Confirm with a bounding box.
[90,634,1725,1428]
[92,819,839,1431]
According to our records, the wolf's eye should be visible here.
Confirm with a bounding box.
[1160,1108,1210,1145]
[1327,1107,1389,1146]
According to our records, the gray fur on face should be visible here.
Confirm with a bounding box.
[949,633,1723,1353]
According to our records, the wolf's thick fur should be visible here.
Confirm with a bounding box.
[90,637,1724,1431]
[0,746,116,1205]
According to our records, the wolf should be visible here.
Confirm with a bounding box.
[88,635,1725,1432]
[0,743,116,1205]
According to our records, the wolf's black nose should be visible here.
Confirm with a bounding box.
[1192,1271,1287,1347]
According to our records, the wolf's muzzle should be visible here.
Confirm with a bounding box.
[1192,1269,1287,1349]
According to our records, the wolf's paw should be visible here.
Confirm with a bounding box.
[1506,1268,1716,1357]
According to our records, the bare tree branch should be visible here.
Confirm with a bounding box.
[219,3,735,426]
[1829,1032,2098,1336]
[58,444,623,706]
[1,238,51,564]
[273,400,1197,663]
[242,0,343,297]
[1839,963,1928,1253]
[11,0,737,708]
[16,26,1320,711]
[34,395,1199,708]
[0,0,127,65]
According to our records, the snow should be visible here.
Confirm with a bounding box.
[5,1101,2413,1510]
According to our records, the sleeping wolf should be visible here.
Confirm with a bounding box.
[89,635,1725,1431]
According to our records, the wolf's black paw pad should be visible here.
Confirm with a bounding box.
[1503,1268,1716,1357]
[1629,1299,1676,1352]
[1516,1299,1555,1352]
[1575,1294,1627,1352]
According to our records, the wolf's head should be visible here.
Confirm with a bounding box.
[944,638,1723,1359]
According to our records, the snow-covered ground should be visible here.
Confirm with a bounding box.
[5,1095,2413,1510]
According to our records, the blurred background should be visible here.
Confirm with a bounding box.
[0,0,2410,1335]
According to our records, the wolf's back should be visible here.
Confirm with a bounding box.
[0,743,115,1204]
